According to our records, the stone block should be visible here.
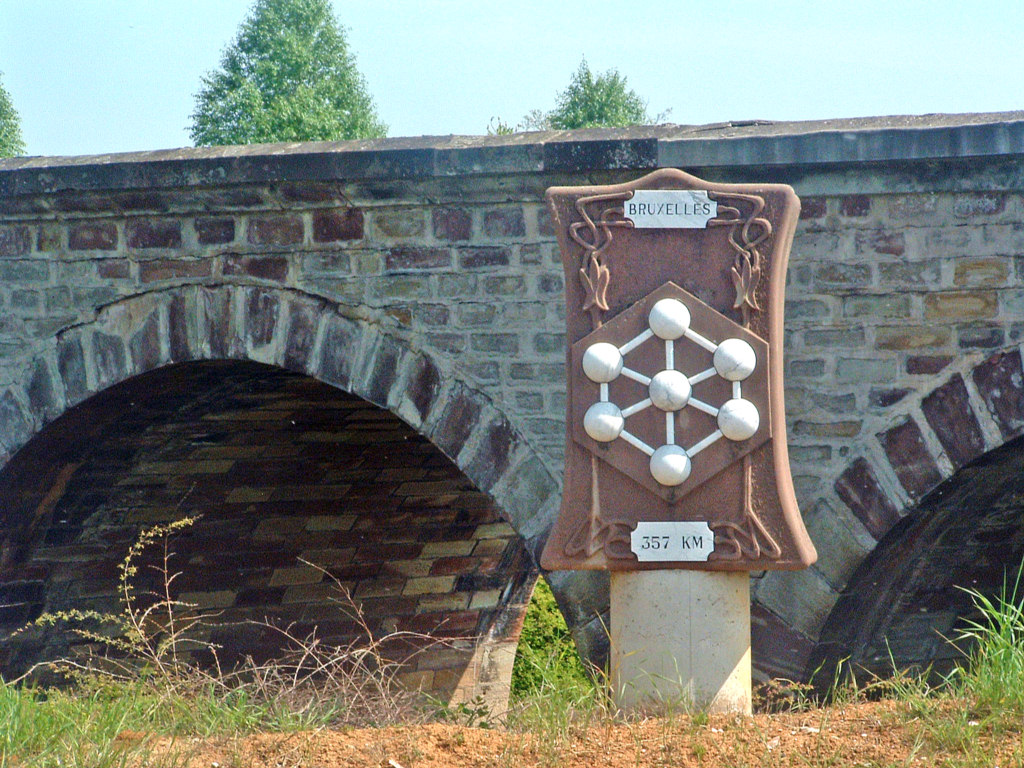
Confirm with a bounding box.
[357,333,405,408]
[972,349,1024,438]
[787,299,831,321]
[96,260,130,280]
[0,261,48,283]
[194,216,235,245]
[126,218,181,249]
[269,566,324,587]
[470,333,519,354]
[313,209,363,242]
[750,603,816,681]
[868,387,912,408]
[951,192,1006,218]
[483,207,525,239]
[957,325,1004,349]
[799,197,826,220]
[878,259,942,287]
[385,246,450,271]
[906,355,952,375]
[91,332,128,389]
[56,334,89,405]
[921,374,985,469]
[877,418,942,499]
[802,328,864,348]
[953,257,1009,287]
[0,390,31,452]
[432,207,472,241]
[223,255,289,282]
[36,224,61,252]
[924,291,997,320]
[835,356,897,383]
[457,247,509,269]
[281,298,323,372]
[401,354,442,426]
[247,215,304,246]
[0,225,31,257]
[888,194,938,222]
[372,209,425,238]
[839,195,870,217]
[26,358,61,422]
[483,276,527,296]
[138,258,212,284]
[317,314,363,390]
[463,413,519,491]
[875,325,951,351]
[129,311,163,373]
[813,262,871,287]
[792,420,861,438]
[241,287,280,351]
[69,222,117,251]
[834,457,902,540]
[842,294,911,319]
[403,575,456,595]
[855,230,905,256]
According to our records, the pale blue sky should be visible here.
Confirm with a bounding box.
[1,0,1022,158]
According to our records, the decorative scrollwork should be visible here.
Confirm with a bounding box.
[708,192,772,316]
[569,192,633,329]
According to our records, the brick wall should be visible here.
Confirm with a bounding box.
[0,360,534,707]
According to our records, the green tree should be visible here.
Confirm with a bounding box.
[547,59,650,130]
[0,72,25,158]
[190,0,386,146]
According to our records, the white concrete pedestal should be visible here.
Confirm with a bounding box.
[610,570,751,714]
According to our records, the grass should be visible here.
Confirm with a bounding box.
[5,520,1024,767]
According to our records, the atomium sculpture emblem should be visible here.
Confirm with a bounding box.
[581,296,760,488]
[569,281,771,505]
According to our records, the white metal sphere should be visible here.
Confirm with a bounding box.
[582,342,624,383]
[713,338,757,381]
[649,444,692,486]
[648,369,692,412]
[583,401,625,442]
[718,398,760,441]
[648,298,691,340]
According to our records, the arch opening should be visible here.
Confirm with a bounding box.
[0,360,536,708]
[810,434,1024,684]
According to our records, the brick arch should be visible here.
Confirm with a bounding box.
[807,345,1024,681]
[0,284,563,708]
[0,284,561,552]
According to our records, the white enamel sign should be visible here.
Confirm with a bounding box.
[624,190,717,229]
[630,521,715,562]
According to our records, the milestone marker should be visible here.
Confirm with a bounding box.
[542,168,816,714]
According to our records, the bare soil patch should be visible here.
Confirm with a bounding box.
[128,698,1005,768]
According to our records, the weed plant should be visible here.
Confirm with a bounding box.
[0,519,461,765]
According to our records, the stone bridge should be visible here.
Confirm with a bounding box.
[3,113,1024,703]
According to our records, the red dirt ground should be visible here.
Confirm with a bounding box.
[122,698,1015,768]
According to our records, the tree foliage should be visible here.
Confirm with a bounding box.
[190,0,386,146]
[547,59,650,130]
[0,72,25,158]
[490,59,654,134]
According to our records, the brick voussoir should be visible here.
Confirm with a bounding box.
[876,417,944,500]
[834,456,903,541]
[972,348,1024,439]
[920,373,986,469]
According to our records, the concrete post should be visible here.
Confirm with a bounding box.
[610,569,751,714]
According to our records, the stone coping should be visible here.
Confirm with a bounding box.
[3,112,1024,197]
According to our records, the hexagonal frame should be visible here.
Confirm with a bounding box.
[570,281,771,503]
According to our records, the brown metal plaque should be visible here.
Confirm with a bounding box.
[540,169,817,572]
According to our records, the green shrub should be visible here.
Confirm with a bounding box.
[510,577,590,698]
